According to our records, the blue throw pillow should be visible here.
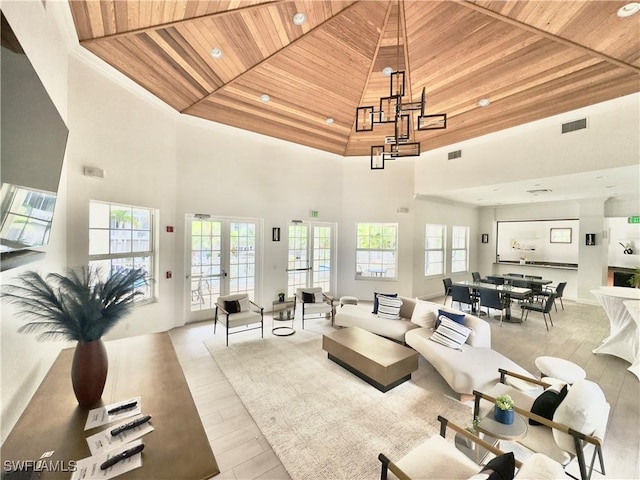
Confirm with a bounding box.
[437,309,466,325]
[373,292,397,314]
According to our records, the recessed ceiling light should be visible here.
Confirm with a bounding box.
[382,66,393,76]
[617,2,640,17]
[260,94,271,103]
[292,12,306,25]
[325,117,334,124]
[209,48,223,59]
[478,98,490,107]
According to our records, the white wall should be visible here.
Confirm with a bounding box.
[174,117,344,315]
[411,199,480,300]
[65,53,178,339]
[414,94,640,194]
[337,158,418,301]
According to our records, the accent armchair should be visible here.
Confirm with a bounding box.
[472,369,609,480]
[214,293,264,346]
[295,287,335,329]
[378,415,565,480]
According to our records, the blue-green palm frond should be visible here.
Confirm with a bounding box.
[1,266,148,342]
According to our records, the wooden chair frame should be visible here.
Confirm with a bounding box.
[472,369,605,480]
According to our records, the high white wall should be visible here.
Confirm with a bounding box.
[174,117,344,317]
[414,94,640,194]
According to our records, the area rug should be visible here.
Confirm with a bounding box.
[204,330,472,479]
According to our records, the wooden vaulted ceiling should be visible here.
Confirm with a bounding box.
[69,1,640,157]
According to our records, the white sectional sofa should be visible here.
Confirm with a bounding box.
[335,296,536,398]
[334,296,421,342]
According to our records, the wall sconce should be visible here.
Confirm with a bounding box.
[272,227,280,242]
[586,233,596,246]
[481,233,489,244]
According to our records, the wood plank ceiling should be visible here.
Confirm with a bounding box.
[69,0,640,157]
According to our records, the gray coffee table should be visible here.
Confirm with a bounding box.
[322,327,418,392]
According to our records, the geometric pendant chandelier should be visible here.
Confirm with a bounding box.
[354,2,448,170]
[355,74,447,169]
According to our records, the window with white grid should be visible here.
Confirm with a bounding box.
[451,225,469,273]
[425,224,445,276]
[355,223,397,280]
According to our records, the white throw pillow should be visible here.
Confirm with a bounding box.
[410,300,437,328]
[239,296,251,312]
[552,379,607,454]
[430,317,472,350]
[377,295,403,320]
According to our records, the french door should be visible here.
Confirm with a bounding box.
[287,222,335,297]
[186,215,259,323]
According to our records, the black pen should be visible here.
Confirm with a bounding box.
[110,415,152,436]
[100,444,145,470]
[107,400,138,415]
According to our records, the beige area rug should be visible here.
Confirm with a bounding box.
[204,329,472,480]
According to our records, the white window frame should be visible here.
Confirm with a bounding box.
[451,225,469,273]
[89,200,155,302]
[424,224,445,276]
[355,222,398,280]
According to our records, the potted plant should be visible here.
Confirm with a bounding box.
[494,394,515,425]
[1,265,147,407]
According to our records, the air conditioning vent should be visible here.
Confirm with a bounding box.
[526,189,552,194]
[562,118,587,134]
[448,150,462,160]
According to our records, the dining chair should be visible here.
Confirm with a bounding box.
[442,278,453,305]
[520,292,556,331]
[540,282,567,311]
[471,271,482,282]
[485,275,505,285]
[479,288,507,325]
[451,285,476,313]
[508,273,524,278]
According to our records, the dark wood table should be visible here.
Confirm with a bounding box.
[1,333,219,479]
[322,327,418,392]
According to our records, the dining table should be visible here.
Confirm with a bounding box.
[591,286,640,380]
[453,280,532,322]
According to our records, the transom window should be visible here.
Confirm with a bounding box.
[425,224,445,276]
[355,223,397,279]
[89,201,154,301]
[451,225,469,273]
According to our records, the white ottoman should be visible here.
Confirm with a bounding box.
[340,296,358,307]
[535,356,586,384]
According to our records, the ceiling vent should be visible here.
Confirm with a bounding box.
[448,150,462,160]
[561,118,587,134]
[526,188,552,194]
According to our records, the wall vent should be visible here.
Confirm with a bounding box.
[561,118,587,134]
[447,150,462,160]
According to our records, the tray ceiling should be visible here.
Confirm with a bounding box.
[68,0,640,157]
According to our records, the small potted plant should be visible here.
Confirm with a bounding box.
[494,394,515,425]
[278,291,286,302]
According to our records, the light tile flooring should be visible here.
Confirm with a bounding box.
[169,298,639,480]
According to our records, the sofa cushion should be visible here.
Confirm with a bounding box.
[372,292,397,314]
[529,384,568,426]
[513,453,566,479]
[468,452,515,480]
[410,300,437,328]
[430,317,472,350]
[552,379,608,454]
[438,309,466,325]
[302,291,315,303]
[377,295,403,320]
[224,299,241,314]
